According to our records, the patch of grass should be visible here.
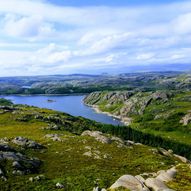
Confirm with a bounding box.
[167,164,191,191]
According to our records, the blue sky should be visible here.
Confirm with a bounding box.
[47,0,189,6]
[0,0,191,76]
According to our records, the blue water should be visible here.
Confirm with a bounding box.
[1,95,123,126]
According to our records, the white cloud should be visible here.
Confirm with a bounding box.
[136,53,155,60]
[172,12,191,34]
[0,0,191,76]
[3,14,55,40]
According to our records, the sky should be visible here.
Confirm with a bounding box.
[0,0,191,76]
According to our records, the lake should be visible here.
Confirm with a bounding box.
[0,95,123,126]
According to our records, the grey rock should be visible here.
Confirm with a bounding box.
[12,137,44,149]
[135,175,145,184]
[0,144,15,152]
[34,175,45,181]
[56,182,64,189]
[12,170,24,175]
[174,154,189,163]
[2,152,20,160]
[12,161,22,169]
[126,140,135,146]
[29,177,34,182]
[0,168,4,176]
[180,113,191,126]
[81,131,111,144]
[110,175,148,191]
[45,134,61,141]
[158,148,172,157]
[145,178,173,191]
[156,167,177,182]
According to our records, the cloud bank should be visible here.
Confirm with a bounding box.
[0,0,191,76]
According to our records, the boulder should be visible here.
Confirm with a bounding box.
[158,148,172,157]
[156,167,177,182]
[0,151,41,176]
[110,175,149,191]
[174,154,189,163]
[135,175,145,184]
[12,161,22,169]
[145,178,174,191]
[126,140,135,146]
[45,134,61,142]
[0,144,15,152]
[0,168,4,176]
[56,182,64,189]
[2,152,20,160]
[180,113,191,126]
[0,137,9,144]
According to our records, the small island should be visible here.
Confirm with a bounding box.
[47,99,56,103]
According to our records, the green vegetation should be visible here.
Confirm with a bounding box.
[84,90,191,159]
[1,71,191,190]
[0,98,13,106]
[167,164,191,191]
[0,71,188,95]
[0,102,188,190]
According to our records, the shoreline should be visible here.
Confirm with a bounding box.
[84,103,132,126]
[0,93,88,96]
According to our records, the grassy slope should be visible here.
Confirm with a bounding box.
[132,91,191,145]
[0,104,186,191]
[89,91,191,148]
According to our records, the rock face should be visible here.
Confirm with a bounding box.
[12,137,44,149]
[84,91,170,125]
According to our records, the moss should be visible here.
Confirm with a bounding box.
[167,164,191,191]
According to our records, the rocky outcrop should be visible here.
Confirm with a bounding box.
[81,131,112,144]
[0,143,41,178]
[109,167,177,191]
[81,131,128,148]
[110,175,149,191]
[158,148,173,157]
[84,91,171,125]
[45,134,62,141]
[145,178,173,191]
[174,154,189,163]
[156,167,177,182]
[84,91,133,106]
[158,147,190,164]
[12,137,45,149]
[180,112,191,125]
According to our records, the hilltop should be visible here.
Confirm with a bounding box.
[0,71,189,95]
